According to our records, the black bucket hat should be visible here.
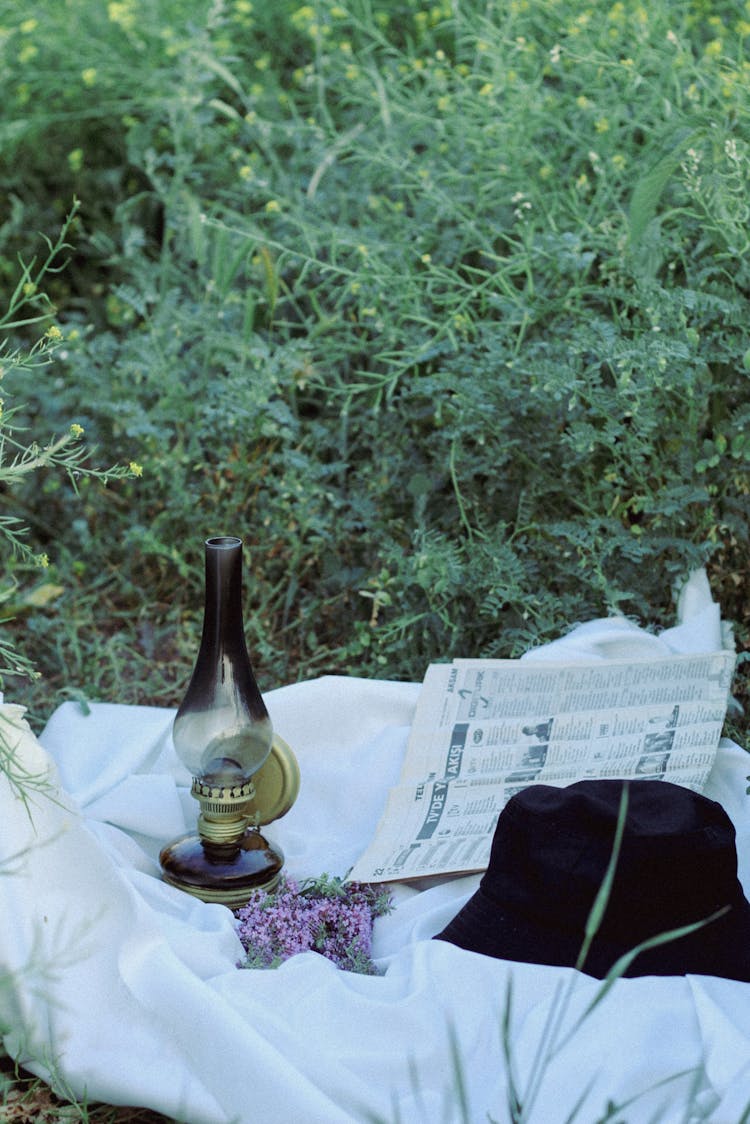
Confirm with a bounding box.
[435,779,750,981]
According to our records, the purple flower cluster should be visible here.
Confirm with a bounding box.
[234,873,393,975]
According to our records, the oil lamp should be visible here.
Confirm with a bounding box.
[160,536,299,909]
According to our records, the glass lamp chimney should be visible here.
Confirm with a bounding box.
[173,536,272,847]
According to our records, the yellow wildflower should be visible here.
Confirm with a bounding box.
[45,325,63,341]
[69,423,85,438]
[129,461,143,477]
[292,5,315,24]
[265,200,281,213]
[108,1,136,31]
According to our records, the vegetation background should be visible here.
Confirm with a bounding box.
[1,0,749,732]
[1,0,749,1117]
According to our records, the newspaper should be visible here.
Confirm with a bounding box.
[346,651,736,884]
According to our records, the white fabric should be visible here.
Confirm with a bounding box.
[1,569,749,1123]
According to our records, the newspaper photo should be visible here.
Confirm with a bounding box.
[346,651,736,884]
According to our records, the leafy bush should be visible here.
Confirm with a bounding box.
[0,0,747,735]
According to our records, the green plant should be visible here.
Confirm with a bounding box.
[0,202,137,688]
[0,0,746,738]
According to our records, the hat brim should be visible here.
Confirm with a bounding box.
[434,885,750,982]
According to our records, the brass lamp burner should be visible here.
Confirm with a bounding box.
[160,735,300,909]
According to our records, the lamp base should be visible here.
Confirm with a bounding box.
[160,827,284,910]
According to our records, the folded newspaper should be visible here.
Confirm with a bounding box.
[347,652,736,883]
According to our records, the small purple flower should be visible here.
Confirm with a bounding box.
[235,874,393,975]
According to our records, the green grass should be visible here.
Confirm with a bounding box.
[1,0,749,1117]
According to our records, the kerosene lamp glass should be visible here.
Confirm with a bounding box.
[173,535,272,841]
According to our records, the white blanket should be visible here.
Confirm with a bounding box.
[2,571,750,1123]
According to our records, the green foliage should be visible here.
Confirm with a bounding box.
[0,0,747,733]
[0,202,136,684]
